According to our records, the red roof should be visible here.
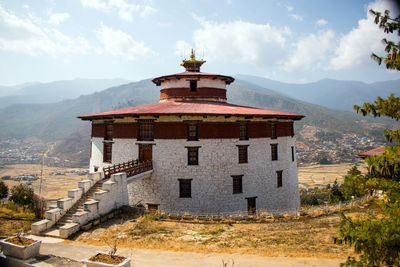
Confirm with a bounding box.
[78,101,304,120]
[152,71,235,85]
[357,146,385,158]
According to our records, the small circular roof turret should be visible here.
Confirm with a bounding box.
[152,49,234,103]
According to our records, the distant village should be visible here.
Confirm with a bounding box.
[296,125,384,166]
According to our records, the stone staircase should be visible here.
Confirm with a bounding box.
[31,160,154,238]
[43,180,106,237]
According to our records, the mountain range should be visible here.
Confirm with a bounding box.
[0,78,130,108]
[237,74,400,111]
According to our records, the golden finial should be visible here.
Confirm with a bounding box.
[181,48,206,72]
[190,48,195,60]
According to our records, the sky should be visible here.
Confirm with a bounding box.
[0,0,399,85]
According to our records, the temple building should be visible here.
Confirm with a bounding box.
[79,50,304,214]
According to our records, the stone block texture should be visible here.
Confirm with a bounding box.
[91,136,300,214]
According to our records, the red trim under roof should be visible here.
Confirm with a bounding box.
[152,71,235,85]
[78,101,304,120]
[357,146,385,158]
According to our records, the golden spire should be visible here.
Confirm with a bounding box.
[181,48,206,72]
[190,48,195,60]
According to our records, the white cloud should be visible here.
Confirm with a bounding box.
[0,5,89,56]
[81,0,108,10]
[175,40,191,56]
[81,0,157,21]
[289,13,303,21]
[327,0,395,70]
[286,5,293,12]
[191,16,290,66]
[96,25,151,60]
[48,12,70,25]
[316,19,327,26]
[282,30,335,72]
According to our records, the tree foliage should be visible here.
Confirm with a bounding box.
[0,180,8,199]
[337,8,400,266]
[369,9,400,70]
[9,184,34,207]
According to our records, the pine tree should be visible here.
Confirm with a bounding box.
[337,9,400,266]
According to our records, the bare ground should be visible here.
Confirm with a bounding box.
[71,202,382,260]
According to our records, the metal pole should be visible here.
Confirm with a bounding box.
[39,152,45,196]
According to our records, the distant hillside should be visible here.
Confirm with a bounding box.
[237,74,400,111]
[0,78,131,108]
[0,82,39,97]
[0,79,158,141]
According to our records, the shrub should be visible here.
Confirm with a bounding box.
[0,180,8,199]
[328,180,344,204]
[9,184,34,207]
[32,194,47,219]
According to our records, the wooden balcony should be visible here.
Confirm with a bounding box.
[103,160,153,179]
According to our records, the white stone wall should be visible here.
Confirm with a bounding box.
[160,78,226,90]
[91,136,300,214]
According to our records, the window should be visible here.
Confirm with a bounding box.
[190,80,197,92]
[187,123,198,141]
[271,144,278,161]
[239,123,248,140]
[179,179,192,198]
[104,122,113,140]
[232,175,243,194]
[290,123,294,137]
[291,146,295,162]
[271,123,277,139]
[103,142,112,163]
[138,120,154,141]
[187,147,199,165]
[238,145,248,164]
[276,170,283,187]
[147,204,159,215]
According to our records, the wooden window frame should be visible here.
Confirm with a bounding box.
[232,175,243,194]
[271,122,277,139]
[239,123,248,140]
[271,143,278,161]
[103,142,112,163]
[104,122,113,141]
[290,123,294,137]
[190,80,197,92]
[187,147,199,165]
[291,146,295,162]
[179,179,192,198]
[147,204,159,214]
[238,145,248,164]
[138,120,154,141]
[187,123,198,141]
[276,170,283,188]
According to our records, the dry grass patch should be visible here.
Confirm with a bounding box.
[298,163,367,188]
[74,208,383,259]
[0,218,34,236]
[0,164,87,201]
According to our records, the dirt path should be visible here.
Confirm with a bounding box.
[33,236,342,267]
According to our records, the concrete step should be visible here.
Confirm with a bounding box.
[43,228,60,238]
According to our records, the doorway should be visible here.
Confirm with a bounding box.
[147,204,159,215]
[246,197,257,215]
[139,144,152,162]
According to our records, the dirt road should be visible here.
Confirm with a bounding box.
[32,236,342,267]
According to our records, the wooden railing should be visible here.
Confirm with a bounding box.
[103,160,153,179]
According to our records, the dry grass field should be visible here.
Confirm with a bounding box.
[0,164,87,203]
[298,162,367,189]
[73,202,382,260]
